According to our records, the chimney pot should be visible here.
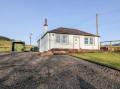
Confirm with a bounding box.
[44,18,48,26]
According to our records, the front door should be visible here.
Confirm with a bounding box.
[73,37,79,49]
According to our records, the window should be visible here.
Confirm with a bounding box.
[84,38,89,44]
[52,33,54,36]
[84,37,94,45]
[56,35,60,43]
[55,34,69,44]
[62,35,68,44]
[90,38,93,44]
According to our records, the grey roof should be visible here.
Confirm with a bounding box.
[48,27,99,36]
[41,27,100,39]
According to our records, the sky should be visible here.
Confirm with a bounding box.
[0,0,120,45]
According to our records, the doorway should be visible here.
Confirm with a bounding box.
[73,37,80,49]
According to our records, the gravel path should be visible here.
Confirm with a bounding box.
[0,53,120,89]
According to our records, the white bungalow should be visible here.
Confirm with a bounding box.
[38,19,100,52]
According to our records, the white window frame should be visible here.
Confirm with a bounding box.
[55,34,69,44]
[90,37,94,44]
[84,37,94,45]
[56,35,60,43]
[61,35,69,44]
[84,37,89,44]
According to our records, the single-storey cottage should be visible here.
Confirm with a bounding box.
[37,20,100,52]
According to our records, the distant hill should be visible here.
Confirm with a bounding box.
[113,43,120,46]
[0,36,11,41]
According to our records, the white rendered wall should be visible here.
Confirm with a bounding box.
[38,33,100,52]
[37,40,40,52]
[39,33,49,52]
[50,33,74,49]
[80,36,100,50]
[50,33,100,50]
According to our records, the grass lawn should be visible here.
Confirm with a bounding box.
[72,52,120,70]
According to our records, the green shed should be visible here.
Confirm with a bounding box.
[12,41,25,52]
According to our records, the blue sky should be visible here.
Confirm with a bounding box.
[0,0,120,45]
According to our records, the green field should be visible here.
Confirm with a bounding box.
[0,40,12,52]
[73,52,120,70]
[0,40,25,52]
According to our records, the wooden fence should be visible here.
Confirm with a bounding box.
[100,40,120,51]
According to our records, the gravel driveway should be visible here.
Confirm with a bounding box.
[0,52,120,89]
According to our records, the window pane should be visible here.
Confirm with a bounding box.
[62,35,66,43]
[62,35,68,44]
[56,35,60,43]
[84,38,88,44]
[90,38,93,44]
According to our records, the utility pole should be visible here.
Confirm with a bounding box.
[96,13,99,35]
[29,33,32,45]
[96,13,100,50]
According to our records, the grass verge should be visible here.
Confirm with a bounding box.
[72,52,120,70]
